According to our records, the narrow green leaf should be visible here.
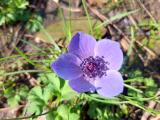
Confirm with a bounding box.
[96,9,139,28]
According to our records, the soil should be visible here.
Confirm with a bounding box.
[0,0,160,119]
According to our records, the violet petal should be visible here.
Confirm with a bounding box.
[68,32,96,60]
[95,39,123,70]
[69,76,95,93]
[95,70,124,97]
[51,53,82,80]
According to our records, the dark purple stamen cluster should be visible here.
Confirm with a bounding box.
[80,56,109,78]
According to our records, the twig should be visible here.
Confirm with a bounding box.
[136,0,157,24]
[88,6,157,60]
[2,109,53,120]
[141,90,160,120]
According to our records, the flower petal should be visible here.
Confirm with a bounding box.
[68,32,96,60]
[95,39,123,70]
[69,76,95,93]
[51,53,82,80]
[95,70,124,97]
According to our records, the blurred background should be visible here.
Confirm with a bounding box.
[0,0,160,120]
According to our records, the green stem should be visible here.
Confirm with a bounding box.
[124,83,143,93]
[123,97,156,116]
[85,94,130,105]
[120,94,158,102]
[1,70,48,76]
[40,26,61,52]
[82,0,93,35]
[14,46,35,66]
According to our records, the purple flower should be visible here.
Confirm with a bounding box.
[51,32,124,97]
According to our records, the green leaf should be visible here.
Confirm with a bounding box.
[26,102,44,115]
[69,113,80,120]
[7,95,20,107]
[46,111,58,120]
[61,81,78,100]
[6,13,15,21]
[14,0,28,9]
[57,105,69,120]
[55,115,63,120]
[19,85,29,98]
[120,104,128,115]
[29,86,43,98]
[26,15,43,32]
[43,84,55,104]
[4,87,15,98]
[26,86,46,115]
[38,73,60,92]
[0,14,5,25]
[47,73,60,91]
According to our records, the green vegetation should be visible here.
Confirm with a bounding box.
[0,0,159,120]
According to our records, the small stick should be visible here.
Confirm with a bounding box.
[136,0,157,24]
[88,6,157,60]
[141,90,160,120]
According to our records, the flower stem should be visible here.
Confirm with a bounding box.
[124,83,143,93]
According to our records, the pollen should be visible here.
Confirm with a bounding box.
[80,56,109,78]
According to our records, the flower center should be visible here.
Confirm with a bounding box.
[80,56,109,78]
